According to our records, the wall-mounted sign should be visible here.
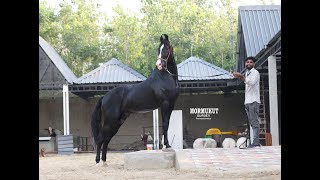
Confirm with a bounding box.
[190,108,219,120]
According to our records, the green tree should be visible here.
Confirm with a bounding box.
[105,4,147,75]
[140,0,238,71]
[39,0,107,77]
[39,0,60,49]
[40,0,239,77]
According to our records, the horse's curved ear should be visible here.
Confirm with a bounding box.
[160,34,169,42]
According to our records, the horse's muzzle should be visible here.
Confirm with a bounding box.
[156,59,163,70]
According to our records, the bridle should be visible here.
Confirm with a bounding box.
[157,44,172,73]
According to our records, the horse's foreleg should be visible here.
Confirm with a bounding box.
[161,102,172,148]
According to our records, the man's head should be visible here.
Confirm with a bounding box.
[245,56,256,70]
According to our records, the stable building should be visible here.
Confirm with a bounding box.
[236,5,281,145]
[39,41,247,150]
[63,56,247,150]
[39,36,77,137]
[39,4,281,150]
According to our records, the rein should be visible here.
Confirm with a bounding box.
[173,72,232,78]
[158,45,232,78]
[165,70,231,78]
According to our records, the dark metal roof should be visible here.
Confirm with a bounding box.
[39,36,77,84]
[254,30,281,70]
[235,29,281,86]
[74,58,146,84]
[70,57,235,97]
[177,56,233,81]
[236,5,281,72]
[239,5,280,57]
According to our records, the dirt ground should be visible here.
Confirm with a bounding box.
[39,152,280,180]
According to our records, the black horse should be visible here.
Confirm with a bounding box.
[91,34,179,164]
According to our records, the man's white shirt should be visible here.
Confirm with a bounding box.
[244,67,261,104]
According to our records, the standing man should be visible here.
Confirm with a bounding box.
[233,56,261,148]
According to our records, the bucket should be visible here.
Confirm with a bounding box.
[266,133,272,146]
[146,144,153,150]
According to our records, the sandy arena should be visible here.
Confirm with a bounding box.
[39,152,280,180]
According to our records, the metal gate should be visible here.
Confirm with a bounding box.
[74,136,94,151]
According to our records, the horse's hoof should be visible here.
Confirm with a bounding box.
[102,161,108,166]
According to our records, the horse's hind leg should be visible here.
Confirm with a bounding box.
[101,117,126,164]
[95,136,103,164]
[101,143,109,166]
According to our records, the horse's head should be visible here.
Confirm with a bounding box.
[156,34,174,71]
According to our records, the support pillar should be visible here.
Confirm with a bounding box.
[63,84,70,135]
[268,55,279,145]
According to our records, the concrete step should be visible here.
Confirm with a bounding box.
[124,150,175,170]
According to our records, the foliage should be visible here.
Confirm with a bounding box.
[40,0,107,76]
[39,0,239,77]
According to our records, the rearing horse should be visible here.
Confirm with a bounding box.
[91,34,179,164]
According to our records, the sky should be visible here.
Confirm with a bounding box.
[45,0,281,17]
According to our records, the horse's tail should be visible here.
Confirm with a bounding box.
[91,96,103,144]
